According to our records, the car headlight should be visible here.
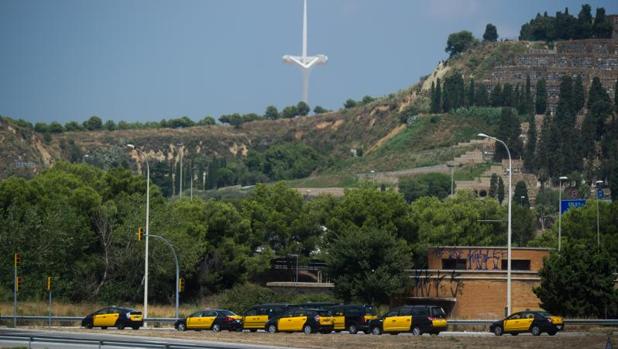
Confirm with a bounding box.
[126,313,131,319]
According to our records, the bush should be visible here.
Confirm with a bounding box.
[215,283,277,313]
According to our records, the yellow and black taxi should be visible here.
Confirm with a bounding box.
[369,305,448,336]
[265,308,334,334]
[242,303,293,332]
[81,307,143,330]
[174,309,242,332]
[328,304,377,334]
[490,310,564,336]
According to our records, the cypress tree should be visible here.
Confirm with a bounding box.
[513,181,530,207]
[514,84,523,114]
[535,79,547,114]
[537,113,552,178]
[489,173,498,198]
[467,79,475,107]
[587,77,610,109]
[580,108,596,160]
[615,79,618,113]
[523,75,532,115]
[497,177,505,204]
[430,81,438,113]
[436,78,442,113]
[555,75,580,174]
[524,113,537,172]
[476,84,489,106]
[573,75,585,114]
[494,107,523,161]
[491,84,503,107]
[502,83,514,107]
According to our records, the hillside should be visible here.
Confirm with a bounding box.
[1,37,617,191]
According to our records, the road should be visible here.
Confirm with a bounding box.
[0,328,294,349]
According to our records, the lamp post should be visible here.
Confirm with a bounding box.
[446,162,462,196]
[128,144,150,327]
[178,146,183,199]
[478,133,512,316]
[595,181,602,249]
[148,234,180,319]
[520,195,525,207]
[558,176,568,252]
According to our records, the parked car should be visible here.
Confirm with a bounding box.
[265,308,334,334]
[489,311,564,336]
[242,303,293,332]
[81,307,143,330]
[369,305,447,336]
[328,304,377,334]
[174,309,242,332]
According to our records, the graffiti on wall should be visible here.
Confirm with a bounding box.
[433,248,507,270]
[410,269,463,299]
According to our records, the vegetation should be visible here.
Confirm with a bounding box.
[445,31,478,58]
[520,4,613,41]
[399,173,451,203]
[482,24,498,42]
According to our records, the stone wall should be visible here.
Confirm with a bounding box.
[488,39,618,112]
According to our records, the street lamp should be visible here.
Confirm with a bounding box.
[595,180,604,249]
[446,162,462,196]
[478,133,512,316]
[520,195,525,207]
[148,234,181,319]
[178,146,183,199]
[558,176,568,252]
[128,144,150,327]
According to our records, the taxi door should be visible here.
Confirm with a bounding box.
[202,311,218,329]
[382,311,400,332]
[331,307,345,330]
[521,313,535,331]
[243,308,268,329]
[106,309,120,327]
[289,310,307,331]
[277,311,293,331]
[186,312,202,329]
[92,308,109,327]
[503,313,522,332]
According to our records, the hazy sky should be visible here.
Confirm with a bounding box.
[1,0,617,123]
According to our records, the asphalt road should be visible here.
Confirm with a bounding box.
[0,328,295,349]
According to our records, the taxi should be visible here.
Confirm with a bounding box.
[369,305,447,336]
[174,309,242,332]
[265,308,334,334]
[81,307,143,330]
[242,303,292,332]
[490,310,564,336]
[328,304,377,334]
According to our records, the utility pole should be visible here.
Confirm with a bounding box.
[13,253,21,328]
[558,176,568,252]
[47,276,52,327]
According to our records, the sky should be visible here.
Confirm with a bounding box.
[1,0,617,124]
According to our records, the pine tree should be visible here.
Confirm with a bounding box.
[430,81,438,113]
[491,84,503,107]
[580,109,596,160]
[502,83,514,107]
[535,79,547,114]
[524,75,532,115]
[573,75,585,114]
[514,84,523,114]
[493,107,523,161]
[537,113,552,179]
[554,75,580,174]
[435,78,442,113]
[524,113,537,172]
[497,177,505,204]
[489,173,498,198]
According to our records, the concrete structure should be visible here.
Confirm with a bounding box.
[408,246,551,319]
[283,0,328,104]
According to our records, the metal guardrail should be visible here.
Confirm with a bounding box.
[0,332,243,349]
[1,315,618,326]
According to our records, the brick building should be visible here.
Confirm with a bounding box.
[408,246,551,319]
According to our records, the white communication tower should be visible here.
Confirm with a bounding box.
[283,0,328,104]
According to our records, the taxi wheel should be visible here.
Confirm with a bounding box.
[510,332,518,336]
[250,329,257,333]
[132,326,139,330]
[412,327,422,336]
[493,326,503,336]
[116,322,125,330]
[212,323,221,333]
[531,326,541,336]
[348,324,358,334]
[101,327,107,330]
[85,322,93,329]
[303,324,313,335]
[548,331,557,336]
[177,323,187,332]
[267,324,277,334]
[371,327,382,336]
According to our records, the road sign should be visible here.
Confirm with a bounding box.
[560,199,586,214]
[597,189,605,199]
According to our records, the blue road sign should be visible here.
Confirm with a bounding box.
[560,199,586,214]
[597,189,605,199]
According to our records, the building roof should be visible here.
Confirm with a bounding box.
[430,246,552,251]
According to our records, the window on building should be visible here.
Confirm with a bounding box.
[442,258,467,270]
[501,259,531,271]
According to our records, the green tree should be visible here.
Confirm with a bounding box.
[592,7,613,38]
[534,243,617,317]
[513,180,530,207]
[104,120,117,131]
[83,116,103,131]
[434,78,442,112]
[264,105,279,119]
[198,116,216,125]
[502,83,514,107]
[497,176,505,204]
[34,122,49,133]
[535,79,547,114]
[493,108,523,161]
[313,106,328,114]
[466,79,475,107]
[445,31,478,58]
[483,23,498,42]
[281,105,298,118]
[64,121,83,131]
[326,227,411,304]
[512,205,536,246]
[296,101,310,116]
[475,84,489,106]
[587,77,610,109]
[489,173,498,198]
[399,173,451,203]
[442,73,465,112]
[575,4,593,39]
[573,75,585,114]
[490,84,503,107]
[524,113,537,172]
[344,99,357,109]
[48,122,64,133]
